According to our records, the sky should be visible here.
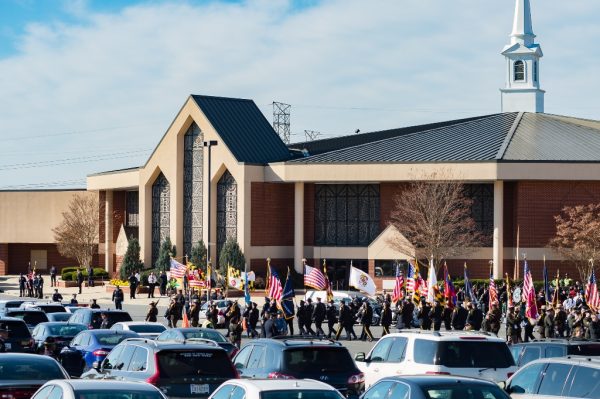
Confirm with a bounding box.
[0,0,599,189]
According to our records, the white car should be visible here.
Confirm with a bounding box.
[355,330,517,388]
[31,379,167,399]
[199,299,232,326]
[109,321,166,339]
[209,379,345,399]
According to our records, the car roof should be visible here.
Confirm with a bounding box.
[376,375,503,386]
[85,329,138,335]
[0,352,61,362]
[384,331,506,342]
[113,321,164,326]
[0,316,27,322]
[52,379,161,390]
[513,339,600,346]
[121,337,227,351]
[525,356,600,368]
[256,337,344,347]
[6,309,46,313]
[221,379,339,394]
[36,322,86,327]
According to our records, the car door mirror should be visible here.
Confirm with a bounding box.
[498,381,506,390]
[355,352,366,362]
[92,361,101,371]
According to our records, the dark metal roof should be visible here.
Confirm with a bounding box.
[291,113,519,163]
[503,113,600,161]
[191,95,291,164]
[288,115,492,156]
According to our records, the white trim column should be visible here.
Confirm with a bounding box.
[294,182,304,274]
[105,190,114,274]
[493,181,504,278]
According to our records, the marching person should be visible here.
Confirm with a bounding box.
[429,300,444,331]
[147,272,157,298]
[248,302,260,338]
[190,299,201,327]
[146,301,158,322]
[326,299,338,338]
[381,301,393,337]
[128,272,138,299]
[166,298,180,328]
[49,265,57,287]
[87,266,95,287]
[313,297,326,337]
[359,301,374,342]
[304,298,316,335]
[229,316,243,348]
[112,285,124,310]
[506,305,522,344]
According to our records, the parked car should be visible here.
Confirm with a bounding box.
[0,300,27,313]
[58,329,140,377]
[233,337,364,398]
[0,317,35,352]
[505,356,600,399]
[46,312,72,322]
[209,378,345,399]
[21,302,67,314]
[510,339,600,367]
[362,375,510,399]
[156,327,238,357]
[68,308,132,329]
[32,380,167,399]
[81,338,238,398]
[110,321,167,339]
[31,322,88,354]
[1,309,49,331]
[0,353,70,399]
[354,330,516,387]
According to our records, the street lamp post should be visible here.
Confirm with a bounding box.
[203,140,218,270]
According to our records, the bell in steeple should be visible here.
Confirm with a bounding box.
[500,0,545,113]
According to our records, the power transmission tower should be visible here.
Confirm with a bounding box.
[272,102,291,144]
[304,130,322,141]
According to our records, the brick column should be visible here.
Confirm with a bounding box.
[493,181,504,278]
[294,182,304,274]
[105,190,114,273]
[0,243,8,275]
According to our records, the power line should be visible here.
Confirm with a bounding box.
[0,179,87,190]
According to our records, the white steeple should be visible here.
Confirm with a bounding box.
[500,0,545,113]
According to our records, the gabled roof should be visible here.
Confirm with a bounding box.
[290,113,519,163]
[287,115,491,156]
[191,95,291,164]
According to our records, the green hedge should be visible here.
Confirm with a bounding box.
[452,279,545,292]
[61,267,109,281]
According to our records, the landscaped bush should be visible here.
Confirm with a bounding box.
[60,267,109,281]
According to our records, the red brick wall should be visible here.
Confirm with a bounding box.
[99,191,106,245]
[113,191,126,242]
[6,243,99,275]
[249,258,294,280]
[304,183,315,246]
[0,243,8,275]
[251,183,295,246]
[380,183,408,230]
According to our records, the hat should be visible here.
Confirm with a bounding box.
[307,298,312,302]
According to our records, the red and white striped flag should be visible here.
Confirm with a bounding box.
[304,263,327,290]
[586,269,600,312]
[268,266,283,302]
[392,264,405,302]
[488,274,498,309]
[523,260,539,319]
[169,259,187,279]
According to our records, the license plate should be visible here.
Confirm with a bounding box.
[190,384,210,395]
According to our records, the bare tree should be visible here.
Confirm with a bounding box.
[53,194,99,268]
[388,171,484,271]
[549,203,600,282]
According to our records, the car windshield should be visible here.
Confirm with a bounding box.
[74,390,164,399]
[39,305,66,313]
[0,357,65,381]
[157,350,235,378]
[283,348,356,373]
[422,384,509,399]
[49,313,72,321]
[1,320,31,338]
[47,324,87,336]
[127,324,166,333]
[96,333,135,345]
[183,330,227,342]
[8,311,48,325]
[414,340,515,368]
[261,390,343,399]
[91,312,132,329]
[568,344,600,356]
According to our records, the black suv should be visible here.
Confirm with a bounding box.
[0,317,35,352]
[510,339,600,367]
[81,338,238,398]
[68,308,132,329]
[2,309,49,331]
[233,337,364,398]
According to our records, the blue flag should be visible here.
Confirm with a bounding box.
[281,267,295,320]
[244,272,251,305]
[464,263,476,303]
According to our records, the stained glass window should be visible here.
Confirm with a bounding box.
[183,123,204,258]
[126,191,139,227]
[464,183,494,246]
[315,184,380,247]
[217,170,237,265]
[152,173,170,266]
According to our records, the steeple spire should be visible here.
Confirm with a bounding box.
[511,0,535,46]
[500,0,544,113]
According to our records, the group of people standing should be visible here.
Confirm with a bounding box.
[18,272,44,298]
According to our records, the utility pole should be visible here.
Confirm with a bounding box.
[304,130,321,141]
[272,101,291,144]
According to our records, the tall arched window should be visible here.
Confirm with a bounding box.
[152,172,170,266]
[514,60,525,81]
[183,122,203,258]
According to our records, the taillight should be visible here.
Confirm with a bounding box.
[93,350,109,357]
[425,371,451,375]
[146,353,161,385]
[268,372,294,379]
[348,373,365,384]
[507,372,514,379]
[1,389,36,399]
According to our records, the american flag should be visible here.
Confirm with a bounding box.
[392,263,405,302]
[585,269,600,312]
[523,260,539,319]
[169,259,187,278]
[406,260,417,292]
[488,273,498,309]
[268,266,283,302]
[304,264,327,290]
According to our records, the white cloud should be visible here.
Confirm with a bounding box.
[0,0,599,187]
